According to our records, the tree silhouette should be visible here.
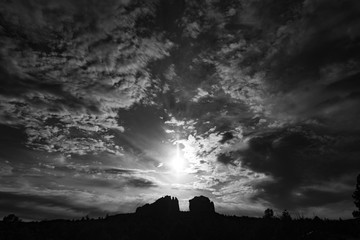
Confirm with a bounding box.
[353,174,360,218]
[281,210,292,221]
[3,214,21,223]
[263,208,274,219]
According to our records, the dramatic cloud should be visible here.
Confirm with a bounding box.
[236,125,360,212]
[0,0,173,154]
[1,0,360,219]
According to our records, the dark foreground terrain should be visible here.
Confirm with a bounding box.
[1,213,359,240]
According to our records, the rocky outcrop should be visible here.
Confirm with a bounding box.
[189,196,215,214]
[136,196,180,216]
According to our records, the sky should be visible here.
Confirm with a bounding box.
[0,0,360,221]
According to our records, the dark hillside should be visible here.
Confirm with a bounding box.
[1,212,359,240]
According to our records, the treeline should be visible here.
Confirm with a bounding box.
[1,212,360,240]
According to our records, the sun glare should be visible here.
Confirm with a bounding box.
[171,155,184,172]
[170,143,185,173]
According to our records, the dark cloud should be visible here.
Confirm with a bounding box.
[219,132,234,144]
[263,0,360,81]
[256,0,360,130]
[0,125,27,148]
[0,191,105,220]
[236,125,360,210]
[217,153,236,166]
[326,72,360,92]
[293,189,351,208]
[117,105,170,147]
[77,175,157,190]
[104,168,134,175]
[85,167,158,189]
[127,178,157,188]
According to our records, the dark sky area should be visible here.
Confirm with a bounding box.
[1,0,360,220]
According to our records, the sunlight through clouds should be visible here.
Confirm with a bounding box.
[0,0,360,220]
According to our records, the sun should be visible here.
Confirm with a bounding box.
[170,144,185,173]
[171,155,184,172]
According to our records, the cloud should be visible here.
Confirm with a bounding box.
[0,188,147,221]
[253,0,360,126]
[234,125,360,210]
[219,132,234,144]
[0,190,103,220]
[104,168,134,175]
[127,178,157,188]
[174,0,360,214]
[78,166,158,189]
[0,0,173,155]
[217,153,235,166]
[0,147,159,220]
[0,0,359,219]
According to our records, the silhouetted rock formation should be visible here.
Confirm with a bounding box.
[136,195,179,216]
[189,196,215,214]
